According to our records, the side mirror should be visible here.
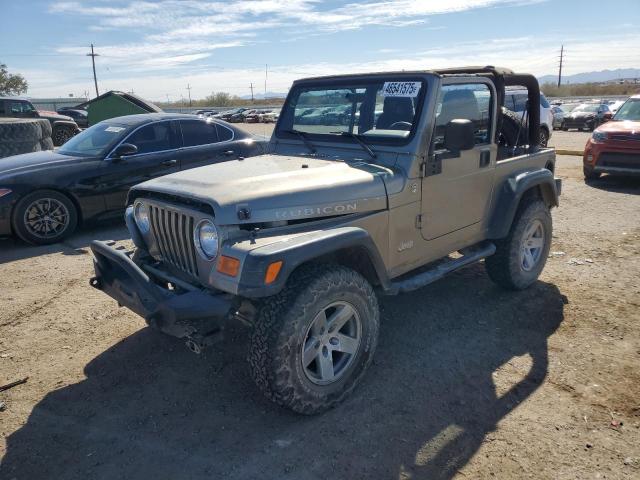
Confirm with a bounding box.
[603,112,613,121]
[444,119,475,152]
[111,143,138,160]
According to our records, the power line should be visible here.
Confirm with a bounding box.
[86,43,100,97]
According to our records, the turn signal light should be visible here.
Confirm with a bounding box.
[216,255,240,277]
[265,261,283,285]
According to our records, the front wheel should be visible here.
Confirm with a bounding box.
[584,166,601,181]
[12,190,78,245]
[485,198,552,290]
[248,264,380,414]
[52,125,75,146]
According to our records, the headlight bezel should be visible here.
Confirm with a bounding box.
[591,131,608,143]
[133,201,151,234]
[194,218,219,261]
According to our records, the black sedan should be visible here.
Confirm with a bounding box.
[57,108,89,128]
[561,103,612,131]
[0,113,264,244]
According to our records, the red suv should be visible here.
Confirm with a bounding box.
[583,95,640,180]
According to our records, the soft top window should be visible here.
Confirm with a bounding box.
[277,78,426,144]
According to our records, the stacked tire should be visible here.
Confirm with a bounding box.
[0,118,54,159]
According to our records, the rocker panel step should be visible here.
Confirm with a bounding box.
[384,242,496,295]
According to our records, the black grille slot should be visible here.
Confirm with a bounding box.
[149,205,199,277]
[598,152,640,170]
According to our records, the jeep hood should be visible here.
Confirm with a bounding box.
[133,154,391,224]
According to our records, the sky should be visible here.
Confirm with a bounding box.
[1,0,639,102]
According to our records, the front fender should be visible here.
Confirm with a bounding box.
[51,120,80,131]
[234,226,389,298]
[488,168,560,239]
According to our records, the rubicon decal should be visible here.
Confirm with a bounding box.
[275,203,357,219]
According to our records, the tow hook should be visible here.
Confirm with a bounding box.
[184,329,224,354]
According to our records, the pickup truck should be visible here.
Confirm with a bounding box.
[0,96,80,145]
[90,66,561,414]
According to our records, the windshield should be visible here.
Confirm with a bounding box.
[612,99,640,121]
[58,122,128,156]
[573,104,600,113]
[278,79,425,143]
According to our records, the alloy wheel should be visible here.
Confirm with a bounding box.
[520,219,545,272]
[301,301,362,385]
[23,197,70,239]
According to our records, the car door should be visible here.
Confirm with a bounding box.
[421,80,496,240]
[102,120,181,210]
[176,119,240,170]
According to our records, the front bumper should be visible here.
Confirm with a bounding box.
[584,141,640,176]
[563,118,595,129]
[90,240,234,341]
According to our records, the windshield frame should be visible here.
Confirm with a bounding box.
[57,121,130,157]
[275,76,428,147]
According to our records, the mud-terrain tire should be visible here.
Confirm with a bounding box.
[499,108,527,147]
[248,263,380,415]
[0,119,41,142]
[12,190,78,245]
[0,140,41,158]
[40,137,55,151]
[52,125,75,146]
[38,119,53,138]
[583,166,601,181]
[486,197,552,290]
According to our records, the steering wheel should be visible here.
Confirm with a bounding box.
[388,121,412,131]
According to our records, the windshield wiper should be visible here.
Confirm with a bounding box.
[283,129,316,154]
[331,131,377,159]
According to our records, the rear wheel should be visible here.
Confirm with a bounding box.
[486,197,552,290]
[539,127,549,147]
[248,264,379,414]
[13,190,78,245]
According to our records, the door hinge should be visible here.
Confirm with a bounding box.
[415,214,422,229]
[421,153,442,177]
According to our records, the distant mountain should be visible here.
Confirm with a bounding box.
[538,68,640,85]
[239,91,288,100]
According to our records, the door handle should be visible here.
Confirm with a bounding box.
[222,150,235,156]
[479,150,491,168]
[161,159,177,166]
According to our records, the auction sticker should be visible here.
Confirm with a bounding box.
[105,126,125,133]
[381,81,421,97]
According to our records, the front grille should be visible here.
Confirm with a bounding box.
[148,204,199,277]
[610,133,640,142]
[598,152,640,170]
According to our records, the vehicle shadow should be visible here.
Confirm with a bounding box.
[0,220,129,265]
[586,175,640,195]
[0,264,565,480]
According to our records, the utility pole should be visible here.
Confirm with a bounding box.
[86,44,100,97]
[186,84,192,107]
[264,64,268,98]
[558,44,564,87]
[250,82,254,102]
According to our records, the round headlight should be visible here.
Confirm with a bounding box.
[194,219,219,260]
[134,202,150,233]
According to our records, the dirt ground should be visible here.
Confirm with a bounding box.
[1,154,639,480]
